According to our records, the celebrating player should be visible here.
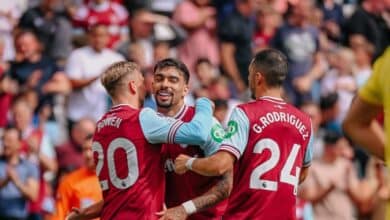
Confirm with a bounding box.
[151,58,231,219]
[175,49,314,219]
[67,61,215,220]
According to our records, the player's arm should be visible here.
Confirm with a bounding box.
[175,107,249,176]
[157,170,233,219]
[66,200,103,220]
[140,98,214,146]
[342,53,385,160]
[342,96,384,160]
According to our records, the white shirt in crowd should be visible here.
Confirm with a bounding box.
[65,46,124,122]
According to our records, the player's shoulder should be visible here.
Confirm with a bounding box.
[286,104,311,121]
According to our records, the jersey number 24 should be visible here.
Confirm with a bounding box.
[250,138,301,195]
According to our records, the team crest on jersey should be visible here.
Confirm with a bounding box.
[225,120,238,138]
[211,124,226,143]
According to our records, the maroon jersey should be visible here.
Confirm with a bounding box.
[219,97,313,219]
[92,105,164,219]
[73,2,128,48]
[162,105,227,220]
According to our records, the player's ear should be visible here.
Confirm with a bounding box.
[255,72,263,85]
[128,80,137,94]
[183,84,189,97]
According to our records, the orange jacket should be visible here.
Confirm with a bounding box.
[51,167,102,220]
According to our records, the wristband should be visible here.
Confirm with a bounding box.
[182,200,197,215]
[185,157,196,170]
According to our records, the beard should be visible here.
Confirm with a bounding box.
[156,98,173,108]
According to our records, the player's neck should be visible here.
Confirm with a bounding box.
[256,88,283,100]
[112,96,140,109]
[158,102,185,118]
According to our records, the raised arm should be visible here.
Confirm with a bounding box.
[140,98,214,146]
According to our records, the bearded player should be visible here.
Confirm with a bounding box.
[152,58,231,220]
[67,61,215,220]
[175,49,314,219]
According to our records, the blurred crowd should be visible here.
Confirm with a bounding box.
[0,0,389,220]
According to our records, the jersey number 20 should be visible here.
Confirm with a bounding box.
[92,138,139,190]
[250,138,301,195]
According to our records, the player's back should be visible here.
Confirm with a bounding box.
[223,97,312,219]
[92,105,165,220]
[162,106,226,220]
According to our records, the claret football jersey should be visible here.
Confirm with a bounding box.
[219,96,314,220]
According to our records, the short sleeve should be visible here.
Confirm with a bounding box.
[65,50,84,79]
[139,98,213,146]
[200,117,225,156]
[218,107,250,160]
[139,108,176,144]
[27,162,39,180]
[303,124,314,167]
[358,51,385,106]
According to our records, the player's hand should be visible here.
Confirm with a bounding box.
[65,207,83,220]
[174,154,191,175]
[156,205,188,220]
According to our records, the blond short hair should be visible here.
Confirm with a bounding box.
[101,61,140,97]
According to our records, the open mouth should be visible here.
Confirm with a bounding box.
[156,90,173,101]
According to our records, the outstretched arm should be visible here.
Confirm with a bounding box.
[140,98,214,146]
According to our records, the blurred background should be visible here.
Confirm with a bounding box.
[0,0,389,219]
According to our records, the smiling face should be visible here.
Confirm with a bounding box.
[152,66,188,109]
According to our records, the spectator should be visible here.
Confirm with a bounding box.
[319,0,344,44]
[319,0,344,26]
[173,0,219,75]
[0,39,18,131]
[0,1,24,61]
[11,98,57,220]
[218,0,256,94]
[55,118,96,182]
[213,99,228,125]
[50,135,102,220]
[72,0,129,49]
[253,5,281,52]
[117,9,170,69]
[193,57,219,95]
[271,0,324,105]
[207,76,241,126]
[321,47,357,122]
[18,0,73,62]
[319,92,341,133]
[9,30,64,114]
[298,130,376,220]
[345,0,390,59]
[300,102,324,159]
[65,24,124,125]
[0,126,39,220]
[351,39,374,88]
